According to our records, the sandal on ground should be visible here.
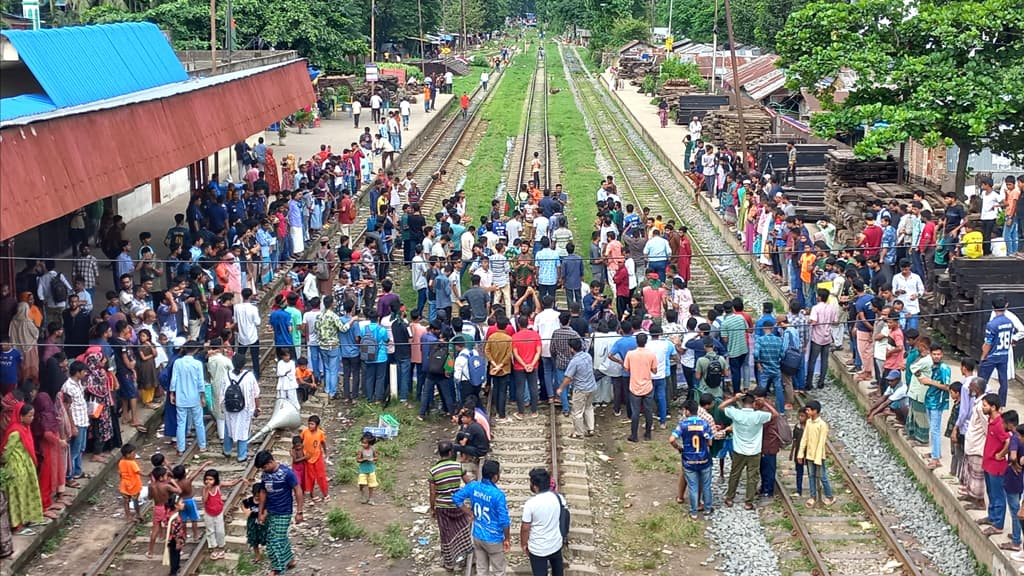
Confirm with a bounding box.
[15,527,36,536]
[74,473,94,480]
[1000,541,1021,551]
[675,497,685,504]
[982,527,1003,536]
[43,510,59,519]
[65,480,82,489]
[744,503,754,510]
[134,425,149,433]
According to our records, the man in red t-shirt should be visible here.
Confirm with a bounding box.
[982,393,1011,535]
[510,315,541,418]
[858,213,883,259]
[337,190,356,236]
[460,93,470,119]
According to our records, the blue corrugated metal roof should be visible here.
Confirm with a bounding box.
[0,94,58,121]
[1,22,188,109]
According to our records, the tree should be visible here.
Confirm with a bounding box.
[777,0,1024,195]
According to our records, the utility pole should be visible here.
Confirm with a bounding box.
[667,0,674,45]
[711,0,718,91]
[225,0,233,65]
[417,0,426,75]
[723,0,748,165]
[370,0,376,62]
[460,0,467,54]
[209,0,217,74]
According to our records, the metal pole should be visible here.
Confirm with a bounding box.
[667,0,674,44]
[418,0,426,76]
[210,0,217,74]
[370,0,376,62]
[723,0,748,164]
[460,0,467,54]
[711,0,718,91]
[225,0,233,65]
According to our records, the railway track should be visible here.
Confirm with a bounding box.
[562,43,928,576]
[29,61,514,576]
[514,62,551,194]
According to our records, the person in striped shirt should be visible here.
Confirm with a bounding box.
[428,441,473,571]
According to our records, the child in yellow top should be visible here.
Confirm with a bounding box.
[796,400,834,507]
[118,443,144,522]
[960,221,984,259]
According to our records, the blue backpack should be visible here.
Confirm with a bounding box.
[464,349,487,387]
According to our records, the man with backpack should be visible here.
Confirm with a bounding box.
[453,334,487,408]
[37,259,72,325]
[520,467,567,576]
[694,337,729,399]
[359,310,390,405]
[222,354,260,461]
[420,321,456,420]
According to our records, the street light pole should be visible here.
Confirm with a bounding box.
[723,0,749,165]
[209,0,217,74]
[667,0,674,44]
[417,0,426,75]
[370,0,376,62]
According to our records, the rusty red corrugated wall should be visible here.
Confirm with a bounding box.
[0,60,314,240]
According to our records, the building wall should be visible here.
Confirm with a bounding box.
[906,140,951,192]
[115,131,261,222]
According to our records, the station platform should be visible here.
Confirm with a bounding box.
[599,67,1024,575]
[1,96,451,576]
[31,95,451,303]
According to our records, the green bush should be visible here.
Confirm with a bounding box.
[326,508,364,539]
[370,522,412,559]
[659,58,708,91]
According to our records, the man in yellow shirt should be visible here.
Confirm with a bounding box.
[796,400,835,506]
[959,221,984,259]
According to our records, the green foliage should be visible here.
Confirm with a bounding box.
[379,63,422,81]
[326,508,365,539]
[361,0,440,54]
[659,58,707,90]
[777,0,1024,192]
[370,522,413,559]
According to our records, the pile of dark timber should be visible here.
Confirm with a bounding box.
[674,94,730,125]
[702,106,772,150]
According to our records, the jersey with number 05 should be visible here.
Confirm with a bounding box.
[452,479,509,544]
[986,315,1015,358]
[673,416,713,470]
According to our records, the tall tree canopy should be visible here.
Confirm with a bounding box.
[777,0,1024,193]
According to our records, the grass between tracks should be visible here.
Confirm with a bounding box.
[332,401,425,496]
[461,44,538,220]
[612,509,702,570]
[546,43,603,283]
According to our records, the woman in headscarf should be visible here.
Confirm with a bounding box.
[10,301,40,383]
[1,402,45,534]
[283,153,297,189]
[32,362,67,519]
[265,148,281,194]
[80,347,121,463]
[17,292,43,329]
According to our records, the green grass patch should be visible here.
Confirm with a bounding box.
[611,509,704,570]
[461,45,538,220]
[629,442,679,475]
[39,526,67,555]
[370,522,413,559]
[326,507,365,539]
[235,553,259,575]
[452,65,493,96]
[547,43,604,283]
[332,401,425,499]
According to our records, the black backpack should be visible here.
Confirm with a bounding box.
[557,492,570,541]
[50,273,68,303]
[224,371,247,413]
[427,341,449,376]
[704,354,724,388]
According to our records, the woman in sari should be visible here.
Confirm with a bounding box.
[744,197,759,254]
[10,302,39,383]
[1,402,45,534]
[32,370,67,519]
[18,292,43,329]
[428,441,473,571]
[80,347,121,463]
[757,204,773,268]
[265,148,281,194]
[283,153,297,189]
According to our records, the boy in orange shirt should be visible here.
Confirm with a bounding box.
[799,242,817,309]
[295,356,316,403]
[119,443,144,522]
[300,415,330,502]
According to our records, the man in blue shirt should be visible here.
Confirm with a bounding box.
[979,297,1017,405]
[535,237,561,303]
[255,450,303,575]
[607,319,638,418]
[559,242,585,309]
[670,400,714,518]
[642,228,671,280]
[754,302,777,339]
[359,310,391,404]
[169,343,207,455]
[452,460,510,573]
[338,300,362,403]
[0,338,23,394]
[270,297,296,360]
[880,214,898,274]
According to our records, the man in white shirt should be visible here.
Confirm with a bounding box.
[399,98,411,129]
[411,246,430,317]
[37,260,72,325]
[444,70,454,93]
[534,297,561,398]
[233,288,262,377]
[891,259,924,330]
[480,71,490,90]
[506,213,523,245]
[533,215,550,245]
[978,175,1004,255]
[303,298,323,381]
[520,468,564,573]
[351,99,362,128]
[701,144,717,196]
[369,92,383,123]
[688,116,702,142]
